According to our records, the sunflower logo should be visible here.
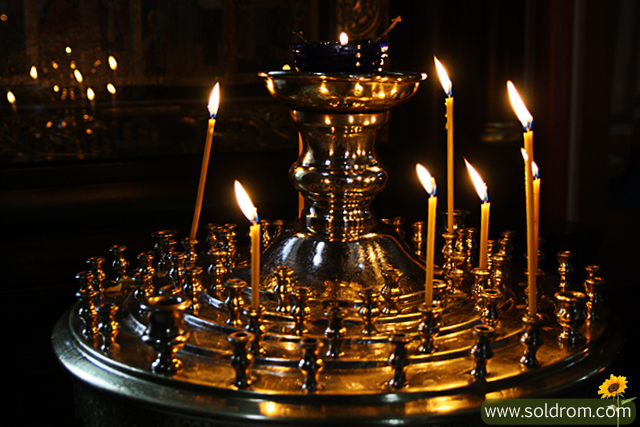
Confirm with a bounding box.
[597,374,635,427]
[599,375,628,399]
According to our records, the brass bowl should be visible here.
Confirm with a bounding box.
[258,71,426,112]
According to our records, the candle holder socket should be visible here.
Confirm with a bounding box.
[480,288,502,327]
[554,290,588,347]
[359,287,381,335]
[324,306,346,358]
[140,294,191,375]
[299,337,324,392]
[225,278,247,328]
[228,331,254,389]
[388,333,412,389]
[417,301,444,355]
[97,302,120,353]
[520,313,544,368]
[245,307,266,356]
[470,324,495,379]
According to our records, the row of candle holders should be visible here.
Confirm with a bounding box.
[73,217,605,392]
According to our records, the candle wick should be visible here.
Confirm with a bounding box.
[292,30,311,45]
[373,16,402,42]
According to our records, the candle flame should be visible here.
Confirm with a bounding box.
[208,83,220,118]
[465,159,488,203]
[339,32,349,45]
[282,64,291,71]
[106,83,116,94]
[520,148,540,179]
[507,81,533,130]
[74,69,83,83]
[30,66,38,79]
[53,85,60,93]
[86,87,95,101]
[65,46,72,54]
[416,164,437,197]
[434,56,452,97]
[7,91,15,104]
[108,55,118,71]
[235,181,259,224]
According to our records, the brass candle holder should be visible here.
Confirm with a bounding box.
[52,70,622,426]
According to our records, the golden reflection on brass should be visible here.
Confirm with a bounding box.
[52,66,622,427]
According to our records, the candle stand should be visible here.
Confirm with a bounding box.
[53,71,621,426]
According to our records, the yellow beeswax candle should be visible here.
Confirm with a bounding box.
[435,57,455,232]
[190,83,220,240]
[508,81,537,317]
[234,180,262,311]
[416,164,437,308]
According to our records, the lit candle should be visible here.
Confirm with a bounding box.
[416,164,437,308]
[86,87,96,117]
[106,83,117,110]
[190,83,220,240]
[434,57,454,232]
[465,160,490,270]
[108,55,118,71]
[298,132,304,218]
[508,81,537,317]
[235,180,261,311]
[7,91,17,114]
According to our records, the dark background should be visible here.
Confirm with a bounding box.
[2,1,638,424]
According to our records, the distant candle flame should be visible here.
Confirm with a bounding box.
[465,159,488,203]
[108,55,118,71]
[520,148,539,179]
[30,66,38,79]
[416,164,437,197]
[339,32,349,46]
[507,81,533,130]
[74,69,83,83]
[208,83,220,118]
[434,56,452,97]
[66,46,72,54]
[86,87,95,101]
[282,64,291,71]
[235,181,259,224]
[7,91,15,104]
[106,83,116,94]
[52,61,59,69]
[53,85,60,93]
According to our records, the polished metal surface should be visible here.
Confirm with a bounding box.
[52,70,622,426]
[259,71,426,112]
[53,273,622,425]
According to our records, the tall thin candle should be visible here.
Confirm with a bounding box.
[190,83,220,240]
[434,57,454,232]
[298,132,305,218]
[465,160,490,270]
[522,149,541,252]
[416,164,437,308]
[234,181,261,311]
[508,81,537,317]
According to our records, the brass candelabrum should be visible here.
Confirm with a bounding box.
[53,71,620,427]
